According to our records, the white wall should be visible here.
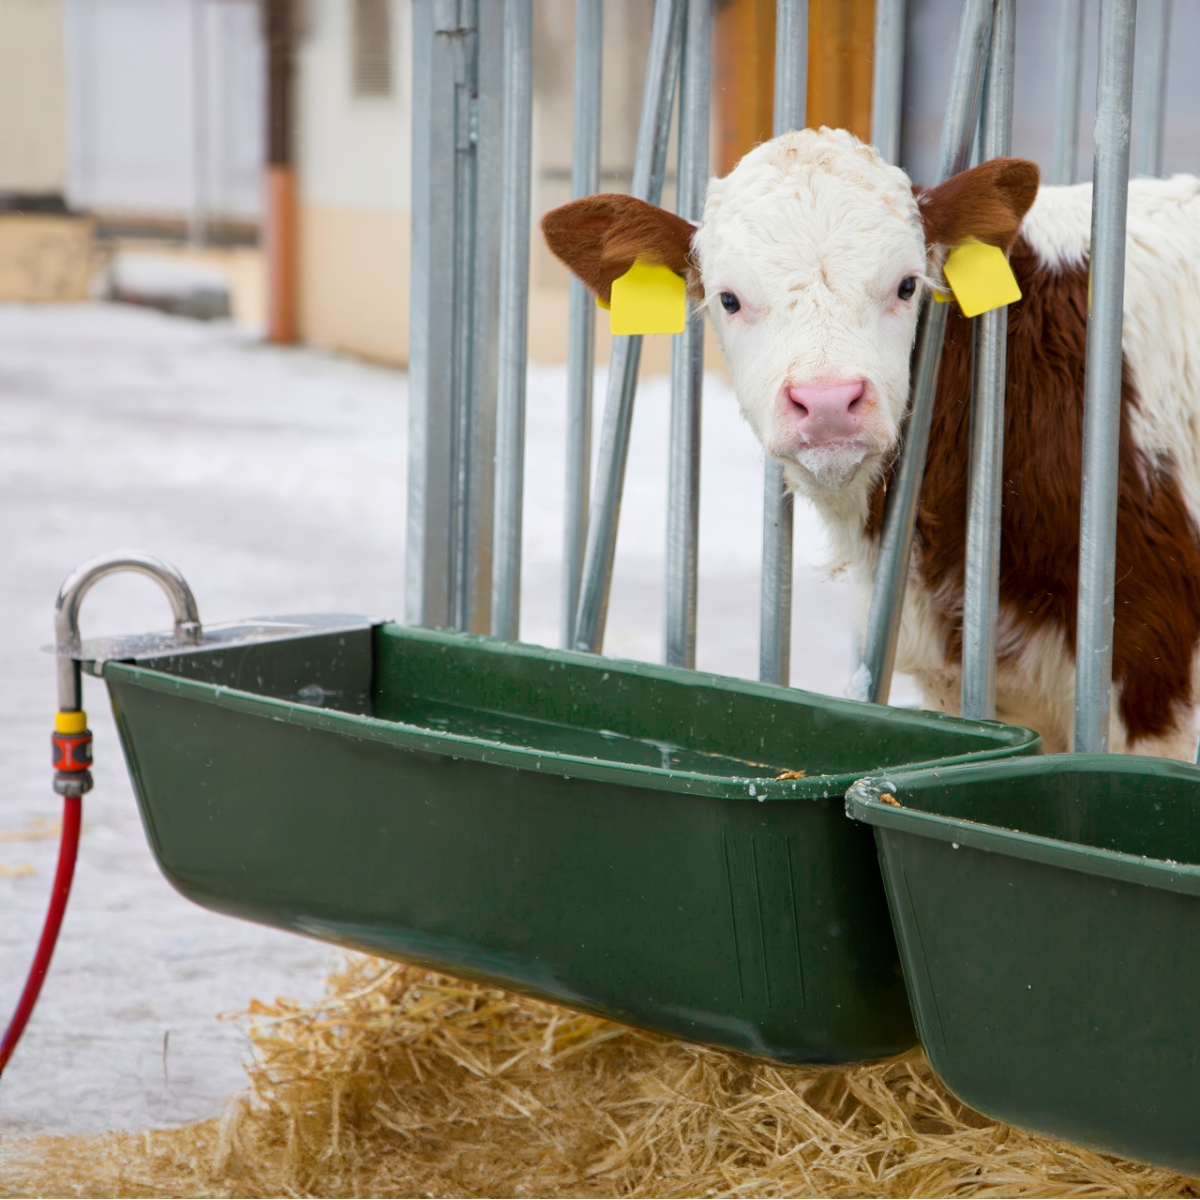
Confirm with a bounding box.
[295,0,412,214]
[900,0,1200,185]
[64,0,264,221]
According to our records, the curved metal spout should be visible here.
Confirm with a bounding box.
[54,551,202,711]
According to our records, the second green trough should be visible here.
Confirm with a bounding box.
[101,622,1040,1063]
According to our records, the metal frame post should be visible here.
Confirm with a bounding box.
[573,0,685,653]
[1133,0,1170,178]
[561,0,604,649]
[1051,0,1085,185]
[491,0,534,640]
[460,4,503,634]
[1074,0,1137,754]
[871,0,907,164]
[408,1,467,628]
[664,0,711,669]
[758,0,807,686]
[408,1,499,634]
[860,0,994,706]
[961,0,1015,721]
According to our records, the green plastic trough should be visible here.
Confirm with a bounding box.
[97,621,1040,1064]
[847,755,1200,1174]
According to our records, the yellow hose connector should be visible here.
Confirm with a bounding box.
[55,710,88,735]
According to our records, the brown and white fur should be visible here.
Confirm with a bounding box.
[543,127,1200,759]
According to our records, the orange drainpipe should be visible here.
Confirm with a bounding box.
[807,0,876,139]
[714,0,876,175]
[265,0,296,344]
[714,0,777,175]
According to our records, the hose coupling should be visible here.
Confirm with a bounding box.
[52,709,93,798]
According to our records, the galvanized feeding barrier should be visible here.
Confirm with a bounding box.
[10,0,1197,1177]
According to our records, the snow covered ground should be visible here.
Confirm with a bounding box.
[0,303,917,1140]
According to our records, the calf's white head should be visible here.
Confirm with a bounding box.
[543,128,1038,504]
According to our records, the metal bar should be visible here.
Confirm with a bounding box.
[871,0,907,164]
[971,52,988,168]
[665,0,711,669]
[758,0,807,685]
[961,0,1015,721]
[189,0,209,247]
[1075,0,1137,754]
[861,0,994,706]
[573,0,685,652]
[491,0,534,641]
[450,27,478,630]
[407,1,473,627]
[464,3,504,634]
[1051,0,1084,185]
[562,0,604,649]
[773,0,808,126]
[1133,0,1170,177]
[758,466,794,684]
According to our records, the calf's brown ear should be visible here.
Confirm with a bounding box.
[541,193,697,305]
[917,157,1040,252]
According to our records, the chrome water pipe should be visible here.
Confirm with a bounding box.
[54,551,202,713]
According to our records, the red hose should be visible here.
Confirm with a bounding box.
[0,795,82,1077]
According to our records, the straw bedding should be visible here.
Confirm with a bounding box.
[2,956,1196,1199]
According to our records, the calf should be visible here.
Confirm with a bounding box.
[543,126,1200,759]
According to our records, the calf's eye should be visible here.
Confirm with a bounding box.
[897,276,918,301]
[720,291,741,314]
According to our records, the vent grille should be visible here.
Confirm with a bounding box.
[353,0,393,98]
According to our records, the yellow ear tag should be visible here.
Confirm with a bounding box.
[608,259,686,335]
[941,238,1021,318]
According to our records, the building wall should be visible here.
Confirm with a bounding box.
[294,0,412,363]
[524,1,719,374]
[900,0,1200,184]
[293,0,699,372]
[294,0,1200,370]
[63,0,263,223]
[0,0,68,195]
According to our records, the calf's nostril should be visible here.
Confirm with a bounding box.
[785,386,810,417]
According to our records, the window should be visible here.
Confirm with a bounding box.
[352,0,393,98]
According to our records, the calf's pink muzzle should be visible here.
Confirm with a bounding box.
[784,380,867,443]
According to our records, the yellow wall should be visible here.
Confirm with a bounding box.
[298,203,411,366]
[296,201,726,376]
[293,2,730,375]
[0,215,93,302]
[0,0,66,193]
